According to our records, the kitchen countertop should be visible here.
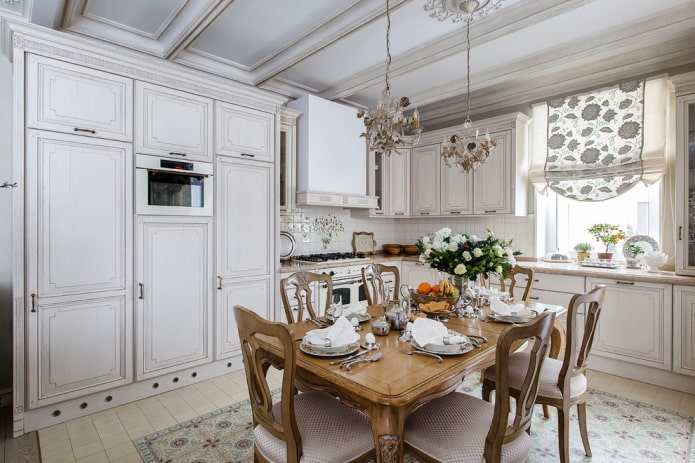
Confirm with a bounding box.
[280,254,695,286]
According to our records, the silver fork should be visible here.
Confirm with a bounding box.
[345,352,383,371]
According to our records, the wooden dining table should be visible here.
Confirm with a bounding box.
[274,302,567,463]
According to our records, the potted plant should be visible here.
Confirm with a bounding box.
[623,243,645,268]
[573,242,593,262]
[587,224,627,260]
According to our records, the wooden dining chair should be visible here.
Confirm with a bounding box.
[361,263,400,305]
[233,305,375,463]
[404,310,556,463]
[481,285,606,463]
[280,271,332,323]
[499,265,536,301]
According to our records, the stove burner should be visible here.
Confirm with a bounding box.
[293,252,368,263]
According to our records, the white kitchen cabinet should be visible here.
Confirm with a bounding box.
[26,55,133,142]
[402,262,439,288]
[673,285,695,376]
[368,148,410,217]
[411,145,440,216]
[587,278,672,370]
[441,155,473,215]
[529,273,585,308]
[135,81,213,161]
[473,130,514,214]
[216,278,271,358]
[215,101,275,163]
[216,157,273,279]
[25,130,133,406]
[136,217,213,380]
[279,107,301,213]
[674,80,695,275]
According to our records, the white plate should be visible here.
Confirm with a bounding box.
[411,330,473,355]
[280,231,296,260]
[623,235,659,257]
[486,310,537,324]
[299,342,360,357]
[345,312,372,323]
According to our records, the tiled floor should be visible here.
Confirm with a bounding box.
[37,369,695,463]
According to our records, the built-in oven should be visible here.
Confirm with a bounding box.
[135,154,213,216]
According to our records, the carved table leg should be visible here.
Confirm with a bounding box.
[550,316,566,360]
[368,407,409,463]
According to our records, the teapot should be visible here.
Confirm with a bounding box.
[385,302,409,331]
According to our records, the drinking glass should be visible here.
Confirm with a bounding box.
[331,294,343,319]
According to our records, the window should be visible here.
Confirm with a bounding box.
[539,180,661,258]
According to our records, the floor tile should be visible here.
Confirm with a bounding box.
[72,441,105,460]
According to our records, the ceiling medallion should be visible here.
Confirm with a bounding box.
[424,0,505,23]
[428,0,500,173]
[358,0,422,157]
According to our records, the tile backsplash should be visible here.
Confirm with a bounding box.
[281,207,536,258]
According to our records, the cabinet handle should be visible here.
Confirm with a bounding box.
[374,212,385,215]
[679,226,683,241]
[528,296,539,300]
[73,127,96,134]
[449,211,461,214]
[419,212,430,215]
[217,276,223,290]
[395,212,405,215]
[30,293,36,312]
[616,281,634,285]
[138,283,144,299]
[241,153,256,158]
[484,210,496,214]
[169,152,187,157]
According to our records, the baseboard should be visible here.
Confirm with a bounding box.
[0,388,11,408]
[589,356,695,394]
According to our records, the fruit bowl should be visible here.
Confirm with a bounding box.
[408,289,460,307]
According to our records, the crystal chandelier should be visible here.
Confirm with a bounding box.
[433,0,499,173]
[358,0,422,157]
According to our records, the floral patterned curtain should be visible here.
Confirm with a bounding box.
[543,80,645,201]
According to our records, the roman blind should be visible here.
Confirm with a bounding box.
[529,77,672,201]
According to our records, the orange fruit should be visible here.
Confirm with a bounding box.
[430,284,440,296]
[417,282,432,294]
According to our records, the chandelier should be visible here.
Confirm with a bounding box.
[358,0,422,157]
[428,0,501,173]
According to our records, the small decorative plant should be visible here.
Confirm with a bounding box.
[313,214,344,249]
[623,243,645,257]
[587,224,627,252]
[573,242,593,253]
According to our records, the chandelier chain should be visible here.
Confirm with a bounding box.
[385,0,391,92]
[465,16,471,125]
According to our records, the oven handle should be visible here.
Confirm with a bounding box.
[145,168,210,178]
[330,278,362,287]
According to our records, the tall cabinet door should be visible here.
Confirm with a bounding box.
[473,130,513,214]
[136,217,213,380]
[25,130,133,406]
[216,279,270,358]
[675,94,695,275]
[442,160,474,215]
[385,148,410,216]
[411,145,440,216]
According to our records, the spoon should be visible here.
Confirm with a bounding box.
[345,352,383,371]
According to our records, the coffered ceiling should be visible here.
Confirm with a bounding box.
[7,0,695,126]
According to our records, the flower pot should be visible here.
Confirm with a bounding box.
[597,252,613,260]
[576,252,590,262]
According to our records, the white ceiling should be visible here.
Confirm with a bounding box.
[7,0,695,126]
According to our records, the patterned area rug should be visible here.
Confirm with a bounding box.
[134,374,694,462]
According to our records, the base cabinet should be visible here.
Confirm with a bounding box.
[673,285,695,376]
[216,278,270,359]
[136,217,213,380]
[587,278,672,370]
[402,262,439,288]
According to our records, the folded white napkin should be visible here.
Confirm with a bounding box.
[490,297,531,317]
[411,318,467,346]
[341,301,368,317]
[303,316,360,347]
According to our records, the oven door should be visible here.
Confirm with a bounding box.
[136,155,213,216]
[318,277,366,314]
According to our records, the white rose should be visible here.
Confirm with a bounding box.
[454,263,466,275]
[495,265,503,274]
[493,245,504,257]
[448,242,458,252]
[470,235,480,243]
[419,254,427,263]
[422,236,430,244]
[473,248,483,257]
[462,251,472,261]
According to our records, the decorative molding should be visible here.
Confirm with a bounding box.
[81,0,187,41]
[12,32,24,49]
[378,434,401,463]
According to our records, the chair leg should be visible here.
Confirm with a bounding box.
[577,402,592,457]
[481,381,493,402]
[542,404,551,419]
[557,407,570,463]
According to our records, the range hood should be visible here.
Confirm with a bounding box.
[287,95,377,208]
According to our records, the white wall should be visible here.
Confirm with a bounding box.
[281,208,536,258]
[0,53,13,393]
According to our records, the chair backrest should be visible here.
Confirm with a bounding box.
[485,310,556,462]
[558,285,606,396]
[280,271,333,323]
[500,265,536,301]
[361,263,400,305]
[233,305,304,462]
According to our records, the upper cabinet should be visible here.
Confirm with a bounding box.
[411,145,441,216]
[472,129,515,214]
[674,72,695,276]
[135,81,213,162]
[369,148,411,217]
[215,101,275,163]
[26,55,133,142]
[279,107,302,213]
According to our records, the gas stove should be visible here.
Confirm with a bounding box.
[293,252,369,264]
